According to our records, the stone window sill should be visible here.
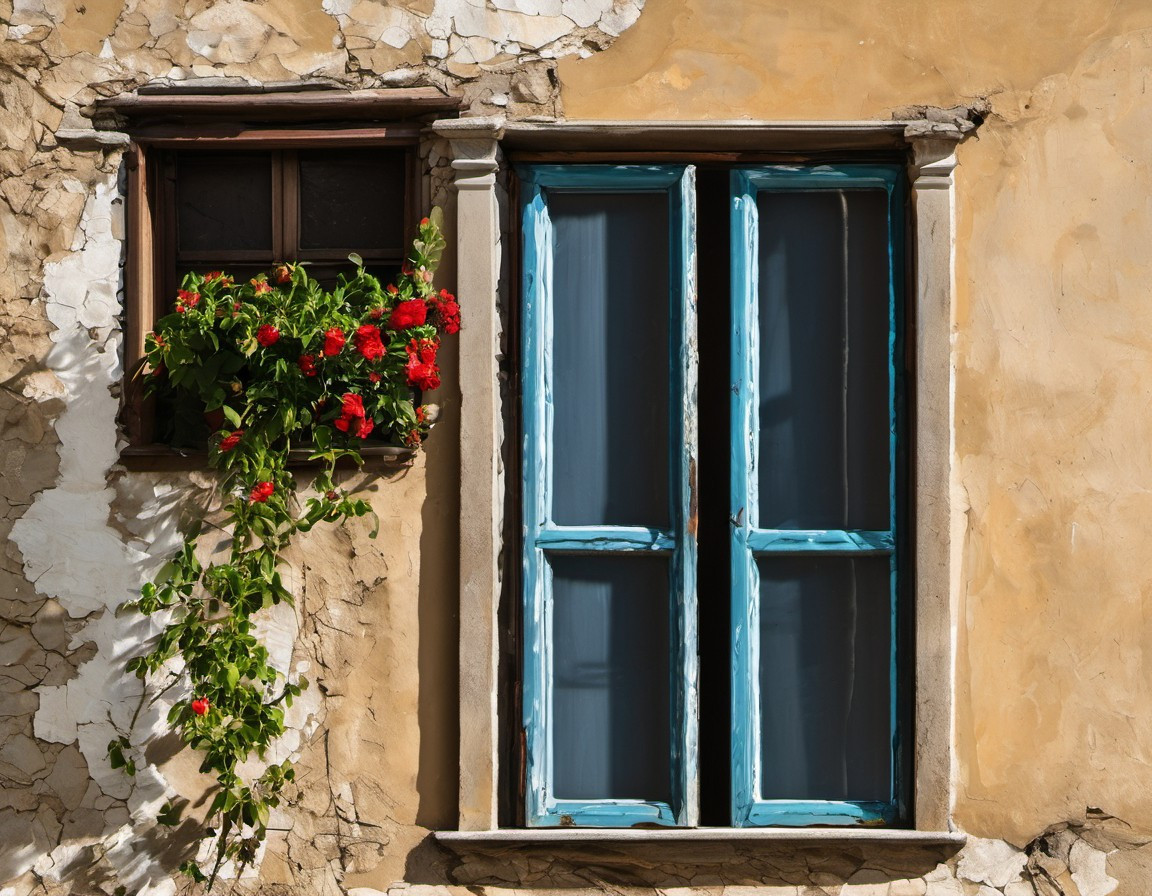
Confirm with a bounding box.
[435,827,966,847]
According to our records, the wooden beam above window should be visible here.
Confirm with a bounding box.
[97,87,462,123]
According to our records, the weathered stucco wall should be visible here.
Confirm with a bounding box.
[4,0,1152,892]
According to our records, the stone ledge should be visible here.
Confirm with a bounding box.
[436,827,967,846]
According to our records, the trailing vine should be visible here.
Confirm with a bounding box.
[110,210,456,886]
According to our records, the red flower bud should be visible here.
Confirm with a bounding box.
[219,429,244,452]
[191,698,210,716]
[298,354,318,377]
[256,324,280,347]
[249,481,275,504]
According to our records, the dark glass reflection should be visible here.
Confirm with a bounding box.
[551,554,671,801]
[176,153,273,253]
[299,149,407,253]
[757,555,892,801]
[757,190,890,530]
[550,191,670,528]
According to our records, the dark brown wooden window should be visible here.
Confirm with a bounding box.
[164,146,413,296]
[121,130,421,451]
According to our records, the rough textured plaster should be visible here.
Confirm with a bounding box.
[952,27,1152,844]
[4,0,1152,890]
[557,0,1152,121]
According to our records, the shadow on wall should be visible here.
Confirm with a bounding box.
[414,353,462,830]
[402,835,960,888]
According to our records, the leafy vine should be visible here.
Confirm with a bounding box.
[110,210,456,886]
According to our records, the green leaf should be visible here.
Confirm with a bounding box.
[347,252,363,268]
[222,405,242,427]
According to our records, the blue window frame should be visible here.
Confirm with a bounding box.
[730,165,906,827]
[519,165,698,827]
[518,162,906,829]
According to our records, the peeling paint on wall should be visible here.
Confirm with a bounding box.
[4,0,1152,891]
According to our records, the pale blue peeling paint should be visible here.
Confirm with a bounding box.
[520,164,698,828]
[729,165,906,828]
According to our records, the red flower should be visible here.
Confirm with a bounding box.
[274,264,292,284]
[256,324,280,347]
[401,261,414,277]
[353,324,385,361]
[340,392,364,418]
[204,271,233,286]
[233,301,242,311]
[405,338,441,391]
[219,429,244,452]
[176,289,200,313]
[250,279,272,294]
[249,481,275,504]
[368,371,381,384]
[369,307,384,320]
[430,289,461,335]
[298,354,318,377]
[388,299,428,330]
[386,284,399,296]
[323,328,345,356]
[333,392,374,438]
[415,405,427,424]
[403,428,421,447]
[191,698,210,716]
[420,216,429,226]
[151,362,165,379]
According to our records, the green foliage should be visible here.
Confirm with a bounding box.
[116,213,455,888]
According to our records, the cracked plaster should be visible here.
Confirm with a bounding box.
[3,0,1152,892]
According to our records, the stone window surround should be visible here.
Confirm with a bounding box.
[432,115,970,842]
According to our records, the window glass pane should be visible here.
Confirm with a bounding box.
[298,149,407,254]
[176,153,273,253]
[756,189,890,530]
[757,555,892,802]
[550,191,670,528]
[550,554,671,802]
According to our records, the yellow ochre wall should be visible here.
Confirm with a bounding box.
[561,0,1152,846]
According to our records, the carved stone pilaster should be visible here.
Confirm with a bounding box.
[910,136,960,190]
[907,130,963,833]
[432,114,506,831]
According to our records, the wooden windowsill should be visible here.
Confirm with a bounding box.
[118,444,416,472]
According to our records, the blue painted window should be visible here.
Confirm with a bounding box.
[518,163,906,828]
[519,166,698,827]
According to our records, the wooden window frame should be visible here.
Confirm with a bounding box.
[728,164,909,827]
[515,160,910,830]
[517,164,699,828]
[122,125,421,454]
